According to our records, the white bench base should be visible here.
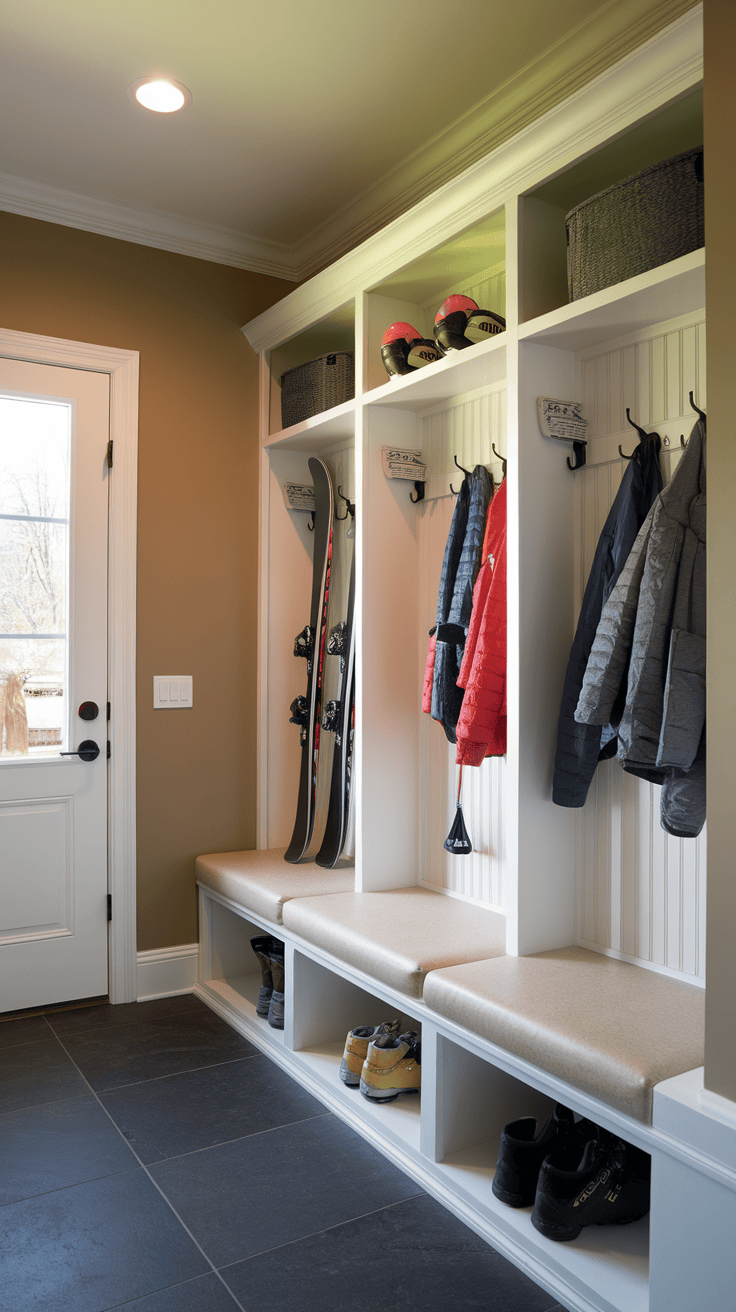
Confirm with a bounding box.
[196,880,734,1312]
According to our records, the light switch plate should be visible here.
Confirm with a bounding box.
[154,676,193,708]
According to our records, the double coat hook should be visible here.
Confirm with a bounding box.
[334,486,355,521]
[619,409,661,460]
[449,454,472,496]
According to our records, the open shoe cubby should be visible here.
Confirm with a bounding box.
[197,883,654,1312]
[197,12,736,1312]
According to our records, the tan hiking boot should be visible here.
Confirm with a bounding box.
[359,1031,421,1103]
[339,1020,401,1087]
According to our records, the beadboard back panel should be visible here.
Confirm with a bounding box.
[420,263,507,329]
[573,314,706,981]
[417,386,507,909]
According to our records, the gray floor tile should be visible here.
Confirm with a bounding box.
[0,1168,209,1312]
[46,994,206,1038]
[0,1095,137,1206]
[0,1014,53,1050]
[0,1037,89,1115]
[110,1271,240,1310]
[55,1006,257,1091]
[100,1053,326,1163]
[224,1192,556,1312]
[148,1113,423,1267]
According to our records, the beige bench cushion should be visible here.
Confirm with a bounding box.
[423,946,705,1123]
[195,848,354,925]
[282,887,506,997]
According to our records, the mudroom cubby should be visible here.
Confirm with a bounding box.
[195,12,736,1312]
[363,205,506,394]
[265,300,355,436]
[519,85,703,324]
[259,433,354,852]
[288,948,423,1157]
[197,890,286,1047]
[423,1025,651,1312]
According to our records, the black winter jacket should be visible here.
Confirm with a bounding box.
[552,438,663,807]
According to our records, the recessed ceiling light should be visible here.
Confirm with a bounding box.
[128,77,192,114]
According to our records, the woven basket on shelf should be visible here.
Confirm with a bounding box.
[280,351,355,429]
[566,146,704,302]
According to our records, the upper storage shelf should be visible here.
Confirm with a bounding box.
[267,302,355,438]
[364,207,506,395]
[520,87,703,324]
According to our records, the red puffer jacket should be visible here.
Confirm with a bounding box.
[455,478,507,765]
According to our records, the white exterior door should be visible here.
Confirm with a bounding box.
[0,357,110,1012]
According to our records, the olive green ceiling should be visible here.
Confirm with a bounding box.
[0,0,698,278]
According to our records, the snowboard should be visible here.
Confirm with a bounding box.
[284,457,334,864]
[315,521,356,868]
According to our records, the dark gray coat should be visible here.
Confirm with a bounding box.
[575,419,706,837]
[553,439,663,807]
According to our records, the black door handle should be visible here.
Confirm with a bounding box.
[60,740,100,762]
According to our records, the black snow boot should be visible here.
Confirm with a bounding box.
[249,935,275,1017]
[493,1104,594,1208]
[531,1129,651,1241]
[267,943,285,1030]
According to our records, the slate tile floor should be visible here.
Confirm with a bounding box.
[0,994,569,1312]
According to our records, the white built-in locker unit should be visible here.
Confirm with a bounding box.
[197,10,736,1311]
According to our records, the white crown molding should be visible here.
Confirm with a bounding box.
[0,172,301,281]
[0,3,700,286]
[289,0,702,279]
[242,4,703,354]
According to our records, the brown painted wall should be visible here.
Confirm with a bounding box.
[703,0,736,1102]
[0,211,293,951]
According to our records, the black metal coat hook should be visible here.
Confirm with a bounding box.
[619,409,661,459]
[410,480,425,503]
[450,454,472,495]
[334,486,355,520]
[689,391,706,422]
[307,512,315,531]
[491,443,507,478]
[566,441,587,471]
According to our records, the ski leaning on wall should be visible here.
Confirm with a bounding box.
[284,457,334,864]
[316,516,356,868]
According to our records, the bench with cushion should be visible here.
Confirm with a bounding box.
[195,847,355,926]
[281,886,506,997]
[422,945,705,1123]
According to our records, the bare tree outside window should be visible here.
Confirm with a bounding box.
[0,396,69,757]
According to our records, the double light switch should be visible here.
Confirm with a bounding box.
[154,676,193,708]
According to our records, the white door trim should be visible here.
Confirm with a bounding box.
[0,328,138,1004]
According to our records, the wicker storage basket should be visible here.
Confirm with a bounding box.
[280,351,355,429]
[566,146,704,301]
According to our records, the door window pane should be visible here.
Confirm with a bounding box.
[0,396,70,758]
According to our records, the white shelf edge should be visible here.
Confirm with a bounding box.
[364,335,508,411]
[263,397,357,450]
[518,249,705,351]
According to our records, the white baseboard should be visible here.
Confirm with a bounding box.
[136,943,198,1001]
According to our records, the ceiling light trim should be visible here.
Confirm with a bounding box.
[128,77,192,113]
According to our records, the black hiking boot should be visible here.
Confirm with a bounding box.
[531,1129,651,1241]
[493,1104,594,1208]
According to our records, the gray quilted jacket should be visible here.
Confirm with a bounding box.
[575,418,706,837]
